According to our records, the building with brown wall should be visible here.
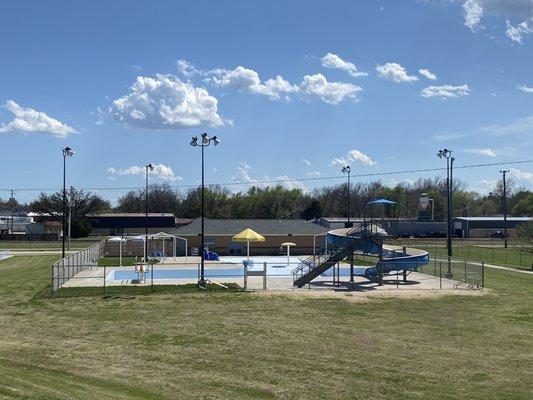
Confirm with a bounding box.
[172,218,330,256]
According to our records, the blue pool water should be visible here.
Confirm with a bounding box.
[106,265,372,281]
[108,268,243,281]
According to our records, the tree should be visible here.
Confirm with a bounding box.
[301,199,322,220]
[70,219,92,238]
[511,192,533,216]
[30,188,111,221]
[115,183,179,214]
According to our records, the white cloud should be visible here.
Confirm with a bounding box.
[506,20,532,43]
[300,73,362,105]
[331,149,377,167]
[307,171,321,177]
[433,133,467,141]
[93,106,105,125]
[457,0,533,41]
[210,66,298,101]
[107,163,182,181]
[130,65,143,72]
[517,84,533,93]
[419,68,437,80]
[478,114,533,136]
[376,62,418,83]
[463,0,484,31]
[176,59,198,77]
[390,178,415,187]
[509,168,533,187]
[464,148,497,157]
[420,84,471,99]
[230,162,308,192]
[321,53,367,77]
[0,100,77,138]
[109,74,228,130]
[302,158,312,166]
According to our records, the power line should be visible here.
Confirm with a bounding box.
[0,159,531,193]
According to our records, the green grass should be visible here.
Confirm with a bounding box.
[1,238,100,251]
[395,240,532,270]
[0,254,532,399]
[97,257,161,267]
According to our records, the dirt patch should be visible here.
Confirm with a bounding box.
[251,288,486,303]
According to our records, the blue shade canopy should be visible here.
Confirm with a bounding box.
[366,198,397,206]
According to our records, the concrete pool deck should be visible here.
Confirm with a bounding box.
[61,259,463,292]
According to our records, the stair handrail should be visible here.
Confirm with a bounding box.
[291,222,370,277]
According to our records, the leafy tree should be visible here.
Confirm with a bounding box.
[30,188,111,221]
[71,219,92,238]
[511,192,533,216]
[301,199,322,220]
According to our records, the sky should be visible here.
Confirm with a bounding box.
[0,0,532,205]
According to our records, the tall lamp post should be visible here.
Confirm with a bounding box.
[437,148,454,278]
[341,165,351,225]
[61,147,74,259]
[341,165,354,285]
[145,163,154,261]
[190,133,220,287]
[499,170,509,249]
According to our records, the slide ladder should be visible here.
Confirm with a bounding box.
[292,225,371,288]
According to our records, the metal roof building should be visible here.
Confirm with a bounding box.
[453,216,532,238]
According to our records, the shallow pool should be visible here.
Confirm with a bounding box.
[106,264,371,281]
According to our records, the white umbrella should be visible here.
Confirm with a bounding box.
[281,242,296,267]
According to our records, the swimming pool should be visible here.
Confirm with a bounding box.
[106,264,372,281]
[107,268,243,281]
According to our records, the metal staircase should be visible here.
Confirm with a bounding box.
[292,224,370,288]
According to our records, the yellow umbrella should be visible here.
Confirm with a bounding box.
[281,242,296,266]
[232,228,266,260]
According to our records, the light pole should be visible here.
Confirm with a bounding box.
[61,147,74,259]
[341,165,351,224]
[437,148,454,278]
[342,165,354,285]
[145,163,154,262]
[500,170,509,248]
[68,186,73,251]
[190,133,220,287]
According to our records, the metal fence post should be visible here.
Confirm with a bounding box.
[151,261,154,292]
[464,259,467,285]
[439,262,442,289]
[263,262,267,290]
[243,262,247,291]
[103,265,106,294]
[481,261,485,288]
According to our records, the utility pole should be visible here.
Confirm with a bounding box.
[500,170,509,249]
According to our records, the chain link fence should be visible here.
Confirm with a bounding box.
[51,241,105,293]
[394,239,532,270]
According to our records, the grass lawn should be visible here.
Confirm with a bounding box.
[97,257,161,267]
[394,240,532,270]
[0,255,532,399]
[1,238,100,251]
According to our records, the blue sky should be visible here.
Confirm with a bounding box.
[0,0,532,204]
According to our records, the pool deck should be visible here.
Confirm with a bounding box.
[61,258,462,292]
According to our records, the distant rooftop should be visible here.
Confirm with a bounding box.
[87,213,175,218]
[174,218,329,236]
[454,217,532,221]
